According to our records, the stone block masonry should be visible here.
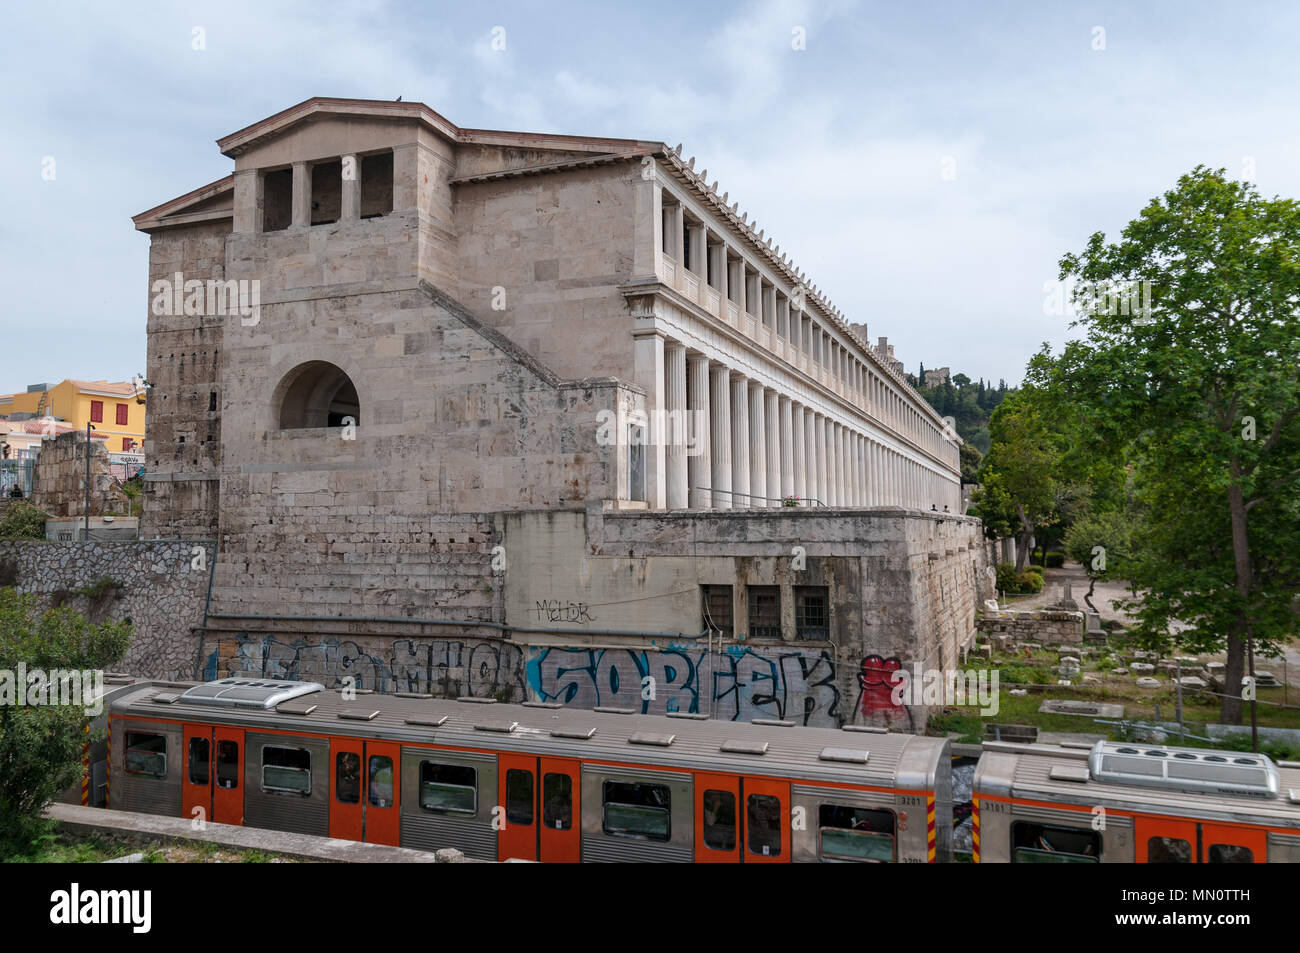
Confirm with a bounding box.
[0,540,215,679]
[976,609,1084,646]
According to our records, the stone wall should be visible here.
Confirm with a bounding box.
[141,218,228,539]
[31,431,129,519]
[976,608,1084,645]
[0,539,214,678]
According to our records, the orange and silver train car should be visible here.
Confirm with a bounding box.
[973,739,1300,863]
[108,678,952,863]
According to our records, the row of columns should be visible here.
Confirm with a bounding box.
[641,335,956,510]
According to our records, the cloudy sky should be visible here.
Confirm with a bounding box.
[4,0,1298,391]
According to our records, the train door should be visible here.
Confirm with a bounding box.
[696,774,741,863]
[743,777,790,864]
[1135,817,1198,863]
[539,757,581,863]
[1201,824,1265,864]
[329,739,401,846]
[183,724,244,826]
[499,754,538,862]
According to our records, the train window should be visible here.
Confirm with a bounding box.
[1147,836,1192,863]
[335,752,361,804]
[702,790,737,850]
[1011,821,1100,863]
[188,737,210,785]
[124,732,167,779]
[602,781,671,841]
[543,773,573,830]
[1208,843,1254,864]
[368,756,394,809]
[419,762,477,815]
[818,804,895,862]
[747,794,782,856]
[506,769,534,825]
[262,746,312,796]
[217,739,239,790]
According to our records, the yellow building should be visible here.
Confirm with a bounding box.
[0,380,146,452]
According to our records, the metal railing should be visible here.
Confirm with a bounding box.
[694,487,825,507]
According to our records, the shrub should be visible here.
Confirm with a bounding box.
[1016,571,1045,593]
[0,502,48,541]
[1024,564,1044,577]
[1045,551,1066,568]
[996,562,1019,592]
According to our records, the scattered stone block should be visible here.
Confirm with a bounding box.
[1038,699,1124,718]
[1113,667,1129,675]
[1135,677,1161,689]
[1254,671,1280,687]
[1130,662,1155,674]
[1178,676,1207,689]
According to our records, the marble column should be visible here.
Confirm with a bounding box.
[765,390,780,506]
[749,383,767,504]
[687,354,711,508]
[800,407,814,504]
[814,414,827,506]
[849,432,860,507]
[779,396,794,502]
[792,403,806,503]
[341,154,360,221]
[291,161,310,227]
[665,342,688,508]
[710,366,732,509]
[731,375,750,504]
[633,333,666,508]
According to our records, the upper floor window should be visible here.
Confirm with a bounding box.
[90,400,103,423]
[115,403,129,425]
[748,586,781,640]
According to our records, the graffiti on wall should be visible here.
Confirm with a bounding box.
[206,635,528,699]
[206,635,847,727]
[855,654,915,730]
[527,645,842,726]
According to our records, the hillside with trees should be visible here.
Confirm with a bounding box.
[907,370,1014,482]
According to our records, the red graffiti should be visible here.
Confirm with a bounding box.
[856,655,909,726]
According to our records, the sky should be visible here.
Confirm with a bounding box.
[4,0,1299,392]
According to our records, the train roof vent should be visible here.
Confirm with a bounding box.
[522,701,563,709]
[595,706,636,715]
[338,708,380,721]
[474,721,519,733]
[456,696,496,704]
[842,725,887,734]
[551,727,597,740]
[405,714,448,728]
[629,731,676,747]
[151,693,181,705]
[394,692,433,700]
[819,747,870,765]
[1290,789,1300,805]
[667,711,710,721]
[721,739,769,755]
[179,679,324,710]
[752,718,796,728]
[1049,765,1090,783]
[1088,741,1279,798]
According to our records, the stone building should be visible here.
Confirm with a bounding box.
[131,98,988,727]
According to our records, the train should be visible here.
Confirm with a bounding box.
[95,676,1300,863]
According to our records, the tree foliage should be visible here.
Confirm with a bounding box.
[0,588,131,844]
[1054,166,1300,724]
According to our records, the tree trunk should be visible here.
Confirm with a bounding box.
[1084,576,1098,613]
[1014,503,1033,573]
[1220,478,1254,726]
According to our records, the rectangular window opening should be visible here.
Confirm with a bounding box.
[123,731,167,779]
[262,168,292,232]
[360,151,394,219]
[602,780,670,841]
[261,745,311,796]
[748,586,781,640]
[311,160,342,225]
[1011,821,1101,863]
[818,804,896,862]
[702,585,734,638]
[795,586,829,641]
[419,761,477,815]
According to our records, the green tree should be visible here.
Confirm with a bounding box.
[1056,166,1300,726]
[0,588,131,845]
[970,387,1064,571]
[958,441,983,484]
[1063,508,1137,612]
